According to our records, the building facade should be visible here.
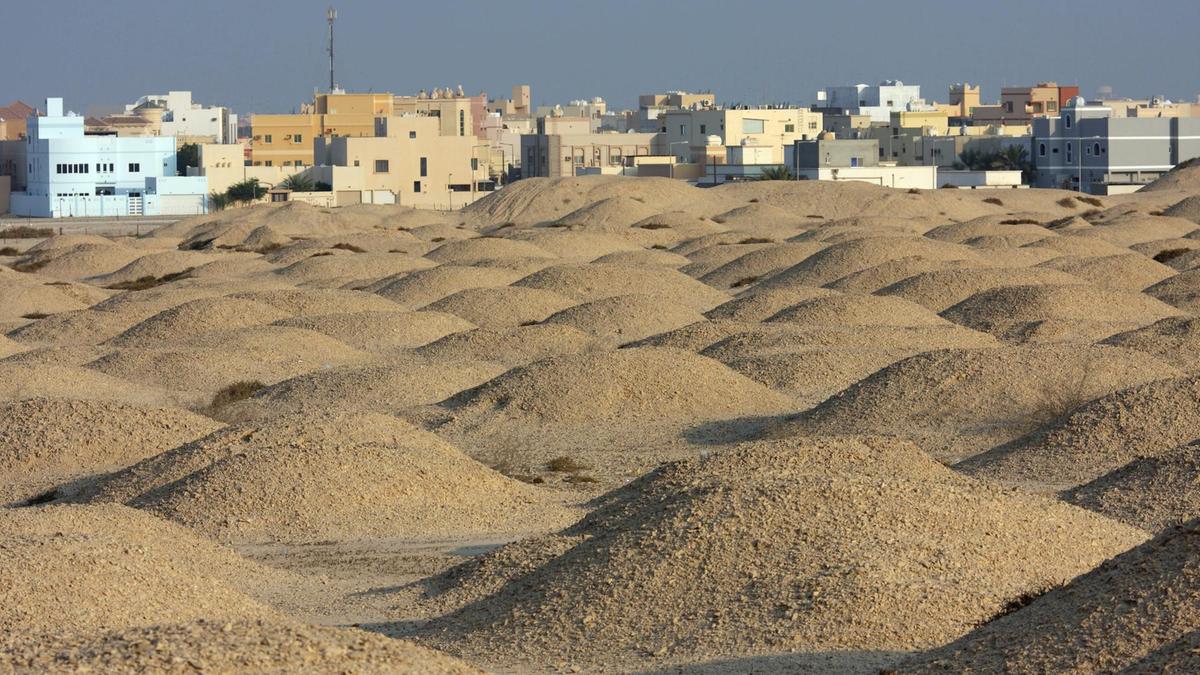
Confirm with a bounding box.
[125,91,238,145]
[521,130,659,178]
[661,107,823,165]
[815,81,925,123]
[9,98,207,218]
[1032,97,1200,194]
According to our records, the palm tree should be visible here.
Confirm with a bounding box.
[280,172,315,192]
[757,166,795,181]
[996,145,1030,171]
[208,191,229,212]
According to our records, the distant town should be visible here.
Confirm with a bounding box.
[1,12,1198,219]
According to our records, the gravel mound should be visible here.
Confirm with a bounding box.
[423,286,578,329]
[511,229,643,261]
[941,284,1182,342]
[1037,253,1175,290]
[0,504,286,633]
[697,243,828,289]
[425,236,556,264]
[1162,194,1200,224]
[418,436,1144,669]
[82,412,578,544]
[274,251,435,288]
[896,520,1199,674]
[775,345,1180,461]
[368,265,525,308]
[541,294,706,344]
[1062,441,1200,532]
[0,398,219,502]
[766,294,950,327]
[755,236,978,289]
[1103,316,1200,371]
[6,307,144,346]
[704,288,839,322]
[415,324,601,367]
[0,620,483,674]
[1145,268,1200,311]
[960,374,1200,490]
[229,287,406,316]
[12,242,144,280]
[822,256,967,294]
[515,263,730,311]
[878,267,1084,312]
[273,310,474,351]
[109,296,293,345]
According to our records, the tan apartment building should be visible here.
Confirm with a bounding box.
[521,128,660,178]
[0,101,36,140]
[937,83,981,118]
[662,107,823,165]
[315,115,492,210]
[972,82,1079,124]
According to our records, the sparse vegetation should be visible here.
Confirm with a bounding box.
[208,381,267,410]
[739,237,774,244]
[1044,215,1076,230]
[1057,197,1078,208]
[564,473,599,484]
[431,237,446,243]
[1076,195,1103,207]
[309,251,334,257]
[331,242,366,253]
[907,188,921,194]
[0,247,19,256]
[983,197,1004,206]
[1000,218,1039,225]
[1,226,54,239]
[748,198,760,203]
[254,242,284,254]
[105,268,194,291]
[1031,361,1098,426]
[11,259,49,273]
[547,456,591,473]
[731,275,760,288]
[650,244,669,250]
[639,222,671,230]
[518,320,540,327]
[755,166,795,181]
[20,312,50,320]
[1153,248,1192,263]
[1080,209,1104,222]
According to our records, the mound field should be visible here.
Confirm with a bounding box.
[4,174,1200,671]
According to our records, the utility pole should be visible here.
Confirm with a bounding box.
[326,7,337,92]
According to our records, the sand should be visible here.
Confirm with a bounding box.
[540,293,706,344]
[1062,441,1200,532]
[423,286,578,329]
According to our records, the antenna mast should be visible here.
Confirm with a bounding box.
[326,7,337,92]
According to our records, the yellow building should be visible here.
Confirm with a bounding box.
[890,109,950,135]
[249,92,393,167]
[662,107,823,164]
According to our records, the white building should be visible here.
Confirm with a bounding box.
[126,91,237,144]
[815,80,928,123]
[10,98,208,218]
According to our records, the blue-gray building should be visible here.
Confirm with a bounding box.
[1032,97,1200,194]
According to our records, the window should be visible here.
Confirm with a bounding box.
[1065,115,1072,129]
[1094,143,1101,156]
[296,134,303,144]
[459,110,466,136]
[784,124,795,133]
[742,118,765,134]
[1039,143,1046,157]
[420,157,427,177]
[265,160,272,167]
[573,149,585,164]
[374,159,389,173]
[809,121,818,130]
[1048,101,1057,112]
[409,130,416,139]
[353,159,360,167]
[471,158,479,171]
[679,124,687,135]
[699,124,706,134]
[264,134,273,143]
[413,181,421,193]
[129,163,140,172]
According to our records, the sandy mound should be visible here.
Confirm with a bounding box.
[274,251,435,288]
[1037,253,1175,290]
[415,324,601,367]
[959,374,1200,490]
[437,347,794,431]
[229,287,406,316]
[108,296,294,345]
[766,293,950,327]
[822,256,969,294]
[425,236,555,265]
[755,236,979,289]
[0,504,286,634]
[941,284,1182,342]
[83,346,303,401]
[514,263,729,311]
[423,286,577,329]
[923,216,1054,244]
[878,267,1085,312]
[540,294,706,344]
[897,520,1199,674]
[0,398,219,502]
[418,436,1144,669]
[775,344,1180,461]
[591,248,691,267]
[85,250,220,286]
[1,620,482,674]
[82,412,578,544]
[704,287,839,322]
[6,307,146,346]
[1061,441,1200,532]
[0,334,23,359]
[550,196,666,231]
[165,325,367,371]
[273,310,473,351]
[0,363,172,407]
[679,242,776,279]
[23,233,119,253]
[12,242,145,280]
[1145,268,1200,311]
[697,243,829,289]
[368,265,525,308]
[1103,316,1200,371]
[1072,214,1198,247]
[510,229,643,261]
[217,358,506,422]
[462,175,703,226]
[1162,194,1200,224]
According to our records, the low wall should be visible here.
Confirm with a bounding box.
[0,176,9,214]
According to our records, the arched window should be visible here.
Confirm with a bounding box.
[1065,115,1072,129]
[1039,143,1046,157]
[1094,143,1101,156]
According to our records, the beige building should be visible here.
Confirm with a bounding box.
[250,92,393,167]
[0,101,36,140]
[521,129,661,178]
[662,107,823,164]
[315,115,492,210]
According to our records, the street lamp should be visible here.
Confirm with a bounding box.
[448,172,453,211]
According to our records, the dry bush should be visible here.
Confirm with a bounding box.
[1080,209,1104,222]
[209,380,266,410]
[983,197,1004,206]
[1076,195,1103,207]
[2,226,54,238]
[1154,248,1192,263]
[547,456,591,473]
[1031,359,1098,426]
[254,242,283,254]
[1044,216,1076,230]
[731,276,760,288]
[650,244,669,250]
[1057,197,1078,208]
[638,222,672,230]
[106,268,194,291]
[331,242,366,253]
[907,188,921,194]
[11,259,49,273]
[431,237,446,243]
[738,237,774,244]
[1149,210,1165,216]
[0,247,19,256]
[309,251,334,258]
[21,312,50,320]
[748,198,760,203]
[1000,218,1039,225]
[564,473,598,484]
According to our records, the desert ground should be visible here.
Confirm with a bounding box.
[2,167,1200,673]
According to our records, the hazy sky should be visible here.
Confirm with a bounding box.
[4,0,1198,116]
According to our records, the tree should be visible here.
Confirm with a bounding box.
[756,166,795,181]
[226,178,266,204]
[176,143,200,176]
[280,172,314,192]
[208,191,229,212]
